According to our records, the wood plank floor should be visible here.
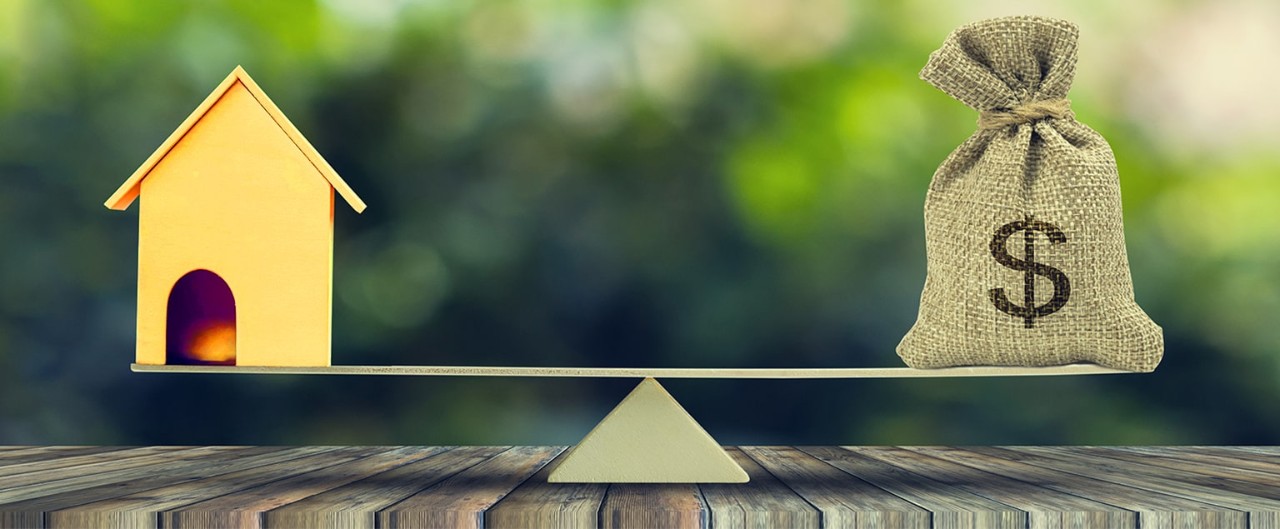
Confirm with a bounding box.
[0,446,1276,529]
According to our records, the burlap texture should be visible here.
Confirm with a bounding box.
[897,16,1163,372]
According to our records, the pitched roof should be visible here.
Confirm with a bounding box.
[105,66,366,213]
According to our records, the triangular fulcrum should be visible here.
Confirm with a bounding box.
[548,377,748,483]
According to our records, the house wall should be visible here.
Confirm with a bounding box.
[136,80,334,367]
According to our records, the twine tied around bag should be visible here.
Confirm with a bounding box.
[978,98,1073,129]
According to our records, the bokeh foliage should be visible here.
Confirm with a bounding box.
[1,0,1277,445]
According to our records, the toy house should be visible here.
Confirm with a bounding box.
[106,66,365,367]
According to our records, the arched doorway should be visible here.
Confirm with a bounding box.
[167,269,236,365]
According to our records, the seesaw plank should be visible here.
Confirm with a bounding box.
[131,363,1129,379]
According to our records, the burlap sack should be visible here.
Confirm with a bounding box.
[897,16,1163,372]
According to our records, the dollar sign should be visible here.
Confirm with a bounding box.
[988,215,1071,328]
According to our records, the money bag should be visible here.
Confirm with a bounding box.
[897,16,1163,372]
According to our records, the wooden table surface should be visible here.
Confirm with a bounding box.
[0,446,1277,529]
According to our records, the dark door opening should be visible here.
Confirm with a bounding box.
[167,269,236,365]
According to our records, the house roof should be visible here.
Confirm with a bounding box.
[105,66,366,213]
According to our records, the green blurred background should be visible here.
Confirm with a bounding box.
[1,0,1277,446]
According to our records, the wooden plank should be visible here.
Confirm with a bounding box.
[1187,447,1280,457]
[802,446,1025,529]
[855,446,1134,529]
[162,447,422,529]
[378,446,561,529]
[0,446,116,456]
[0,447,130,466]
[1039,448,1280,529]
[46,447,388,529]
[985,447,1280,507]
[599,483,706,529]
[742,446,930,529]
[1040,447,1280,493]
[0,447,92,457]
[0,447,242,502]
[132,363,1129,379]
[987,447,1280,529]
[1107,446,1280,477]
[700,448,820,529]
[264,446,504,529]
[485,449,607,529]
[911,447,1249,529]
[1141,446,1280,461]
[0,447,192,478]
[0,447,302,529]
[1235,447,1280,456]
[5,446,1276,529]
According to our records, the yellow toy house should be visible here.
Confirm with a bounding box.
[106,66,365,367]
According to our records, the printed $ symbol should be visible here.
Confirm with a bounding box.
[988,215,1071,328]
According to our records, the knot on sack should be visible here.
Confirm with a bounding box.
[978,98,1073,129]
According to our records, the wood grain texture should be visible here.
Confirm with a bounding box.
[1233,447,1280,456]
[599,483,707,529]
[378,446,562,529]
[0,447,301,529]
[803,447,1024,529]
[980,447,1280,508]
[1020,446,1280,498]
[985,447,1280,529]
[853,446,1136,529]
[1110,445,1280,476]
[742,446,931,529]
[0,446,240,503]
[0,446,187,478]
[0,446,1276,529]
[486,450,608,529]
[131,362,1129,378]
[700,448,819,529]
[162,446,411,529]
[0,447,138,466]
[264,446,504,529]
[47,446,371,529]
[911,446,1250,529]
